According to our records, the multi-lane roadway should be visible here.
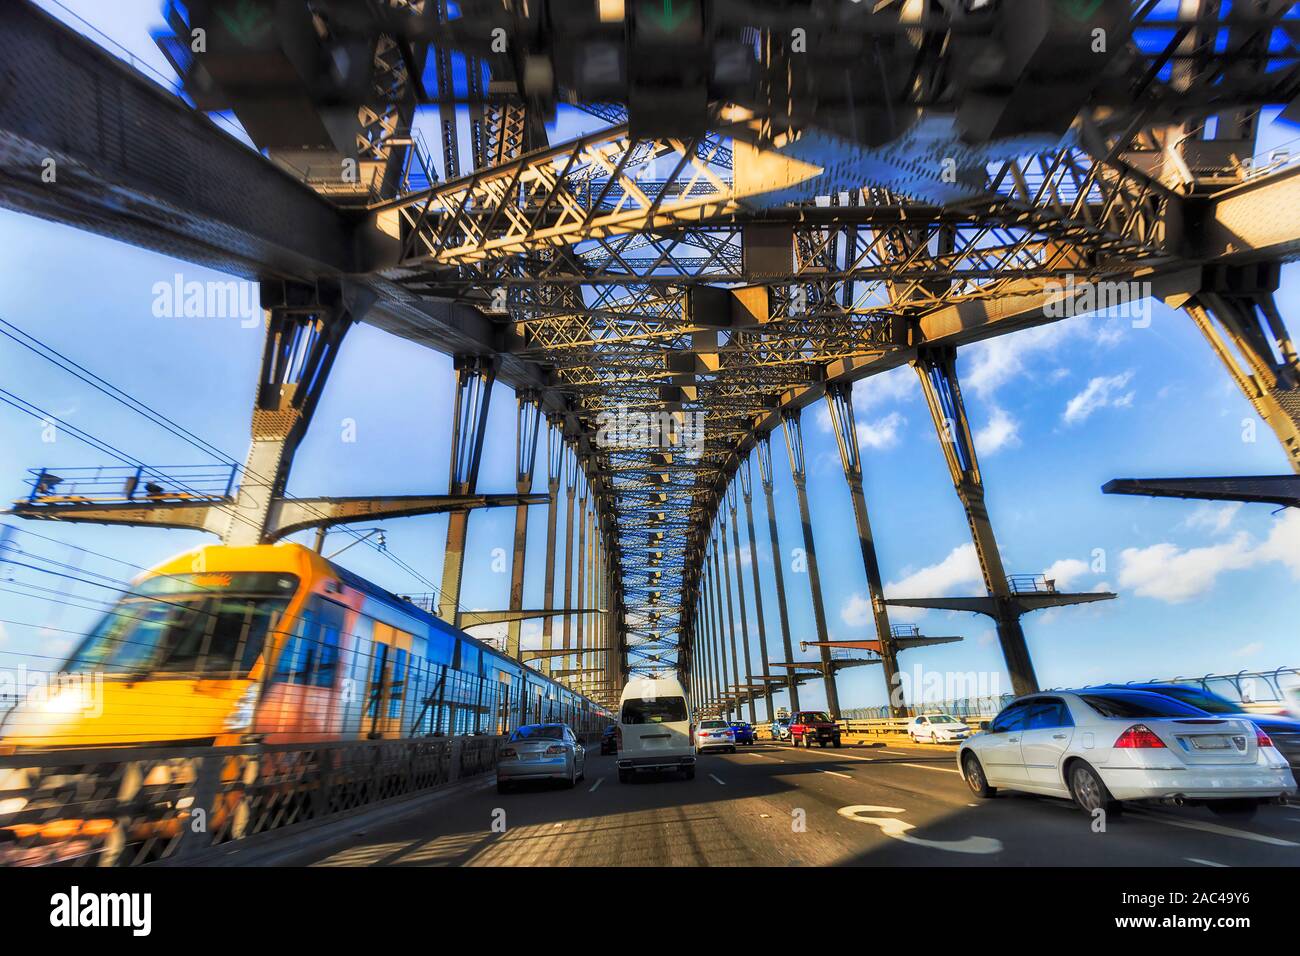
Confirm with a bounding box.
[280,739,1300,867]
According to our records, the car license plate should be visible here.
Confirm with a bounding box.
[1189,735,1231,750]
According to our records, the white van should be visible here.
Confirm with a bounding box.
[616,676,696,782]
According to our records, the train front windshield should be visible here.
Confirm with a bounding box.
[65,572,300,678]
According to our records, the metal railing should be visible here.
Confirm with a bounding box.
[21,464,237,505]
[839,667,1299,723]
[1006,574,1057,594]
[0,735,499,867]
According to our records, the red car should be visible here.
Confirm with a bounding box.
[789,711,842,748]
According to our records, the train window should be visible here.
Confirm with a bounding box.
[272,598,345,687]
[68,573,297,678]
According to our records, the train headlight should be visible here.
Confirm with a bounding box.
[223,684,260,732]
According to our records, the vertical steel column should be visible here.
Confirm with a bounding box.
[586,508,598,692]
[574,484,589,683]
[709,532,737,719]
[506,394,542,659]
[912,346,1038,696]
[727,483,758,725]
[222,280,356,546]
[756,434,799,712]
[561,452,578,667]
[718,513,744,719]
[438,356,496,623]
[706,551,725,716]
[540,420,564,671]
[1178,265,1300,473]
[739,456,774,721]
[825,384,903,715]
[780,409,840,717]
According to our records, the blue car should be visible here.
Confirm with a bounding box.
[1110,683,1300,775]
[730,721,756,745]
[770,718,791,741]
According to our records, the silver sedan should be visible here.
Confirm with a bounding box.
[496,723,586,793]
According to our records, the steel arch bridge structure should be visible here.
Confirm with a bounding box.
[2,0,1299,720]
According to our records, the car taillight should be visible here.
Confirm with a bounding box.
[1114,724,1166,749]
[1256,728,1274,748]
[500,747,517,758]
[545,745,566,755]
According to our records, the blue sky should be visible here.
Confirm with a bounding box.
[1,1,1297,718]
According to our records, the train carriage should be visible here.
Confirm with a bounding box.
[0,542,610,753]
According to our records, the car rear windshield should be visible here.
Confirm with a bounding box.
[1144,686,1240,714]
[622,696,688,724]
[799,712,832,723]
[1080,692,1207,719]
[511,725,565,741]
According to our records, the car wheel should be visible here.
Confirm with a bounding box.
[683,766,696,781]
[962,753,996,799]
[1208,799,1259,820]
[618,769,631,784]
[1068,761,1121,817]
[833,739,842,748]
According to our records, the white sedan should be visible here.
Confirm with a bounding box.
[695,719,736,754]
[958,689,1297,818]
[909,713,971,743]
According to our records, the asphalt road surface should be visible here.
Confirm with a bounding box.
[282,739,1300,867]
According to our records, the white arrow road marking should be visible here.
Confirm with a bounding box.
[709,773,726,785]
[589,777,603,792]
[837,805,1003,855]
[1186,857,1229,867]
[821,769,853,780]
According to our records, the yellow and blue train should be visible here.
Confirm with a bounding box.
[0,542,607,752]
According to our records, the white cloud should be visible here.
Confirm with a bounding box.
[973,406,1020,456]
[857,411,905,450]
[1233,641,1264,659]
[1042,558,1089,590]
[1117,511,1300,603]
[815,402,906,451]
[1181,502,1242,536]
[964,321,1077,399]
[841,592,873,627]
[851,365,918,411]
[885,544,984,598]
[1062,370,1136,425]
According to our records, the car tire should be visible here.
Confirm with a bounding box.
[683,766,696,781]
[1068,761,1122,817]
[1208,799,1259,820]
[962,753,996,799]
[833,739,842,748]
[618,769,631,784]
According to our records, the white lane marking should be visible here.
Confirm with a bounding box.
[898,762,961,775]
[709,773,726,785]
[588,777,603,792]
[1186,857,1229,867]
[838,805,1002,855]
[821,769,853,780]
[1132,810,1300,848]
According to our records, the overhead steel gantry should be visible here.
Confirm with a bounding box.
[1,0,1299,716]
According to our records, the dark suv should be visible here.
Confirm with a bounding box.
[789,711,842,748]
[600,724,619,755]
